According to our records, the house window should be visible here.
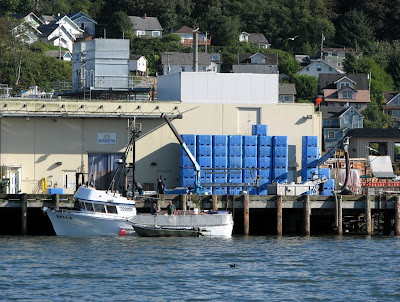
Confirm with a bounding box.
[136,30,145,36]
[343,91,352,99]
[355,103,361,109]
[340,82,350,88]
[181,66,185,72]
[152,31,161,37]
[328,103,335,107]
[337,62,342,67]
[328,131,335,139]
[395,143,400,162]
[328,52,332,56]
[317,64,322,71]
[306,67,310,71]
[392,110,400,117]
[369,142,388,156]
[323,118,328,127]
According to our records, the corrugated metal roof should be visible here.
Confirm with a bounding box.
[346,128,400,138]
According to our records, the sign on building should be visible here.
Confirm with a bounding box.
[98,133,116,145]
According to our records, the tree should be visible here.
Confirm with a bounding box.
[107,11,133,39]
[362,101,393,129]
[291,74,318,100]
[337,10,375,52]
[278,56,299,76]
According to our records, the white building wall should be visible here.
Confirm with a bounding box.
[158,72,279,104]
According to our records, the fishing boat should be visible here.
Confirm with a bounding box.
[132,224,205,237]
[129,211,233,237]
[43,185,137,236]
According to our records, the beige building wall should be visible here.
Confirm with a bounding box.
[0,100,321,193]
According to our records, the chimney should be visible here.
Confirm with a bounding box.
[144,13,147,19]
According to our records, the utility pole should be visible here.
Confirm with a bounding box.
[59,21,61,60]
[320,32,324,59]
[205,31,208,52]
[193,29,198,72]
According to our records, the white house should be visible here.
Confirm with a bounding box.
[297,60,342,78]
[67,12,97,37]
[129,14,163,37]
[129,55,147,75]
[173,26,210,47]
[239,32,271,49]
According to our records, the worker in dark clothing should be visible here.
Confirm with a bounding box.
[135,182,143,195]
[157,178,165,195]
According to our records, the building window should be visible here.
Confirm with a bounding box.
[337,62,342,67]
[369,142,388,156]
[317,64,322,71]
[181,66,185,72]
[395,143,400,162]
[136,30,145,36]
[340,82,350,88]
[328,131,335,139]
[152,31,161,37]
[392,110,400,117]
[343,91,352,99]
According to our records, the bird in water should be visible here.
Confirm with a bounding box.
[229,264,237,268]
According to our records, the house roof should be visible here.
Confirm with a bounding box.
[323,89,370,103]
[174,26,197,34]
[248,33,269,44]
[41,15,56,23]
[66,11,97,24]
[130,54,146,61]
[383,91,400,104]
[320,106,363,119]
[161,52,212,65]
[238,52,278,65]
[346,128,400,138]
[45,50,71,59]
[323,47,354,54]
[319,73,369,90]
[129,16,163,31]
[279,83,296,95]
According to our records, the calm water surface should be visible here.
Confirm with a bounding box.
[1,235,400,301]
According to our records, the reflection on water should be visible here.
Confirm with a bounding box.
[1,236,400,301]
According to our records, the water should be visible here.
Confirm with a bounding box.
[1,236,400,301]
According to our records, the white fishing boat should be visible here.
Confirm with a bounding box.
[43,185,136,236]
[130,211,233,237]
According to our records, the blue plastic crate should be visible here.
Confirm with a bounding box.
[272,136,288,147]
[228,135,242,146]
[197,157,212,168]
[228,157,242,167]
[180,169,195,178]
[197,145,212,157]
[252,124,268,136]
[258,146,272,158]
[258,136,272,147]
[213,145,227,157]
[243,169,257,180]
[202,187,212,194]
[180,156,195,168]
[228,187,242,195]
[181,145,196,157]
[243,146,257,158]
[242,135,257,147]
[212,135,227,146]
[213,157,227,168]
[323,179,335,190]
[228,146,242,157]
[302,157,318,169]
[273,146,288,158]
[228,175,242,183]
[249,186,258,195]
[213,175,227,183]
[196,135,212,146]
[302,136,319,148]
[258,157,271,168]
[47,188,64,194]
[302,147,320,158]
[273,158,288,169]
[301,168,319,181]
[272,168,288,183]
[257,180,269,195]
[243,157,257,168]
[258,169,271,181]
[319,168,331,179]
[181,134,196,146]
[181,178,195,187]
[213,187,228,195]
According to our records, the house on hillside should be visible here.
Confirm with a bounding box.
[239,32,271,49]
[45,50,72,61]
[318,73,371,110]
[37,15,84,52]
[129,14,162,37]
[129,55,147,75]
[346,128,400,163]
[383,91,400,128]
[173,26,210,47]
[161,52,218,74]
[321,106,363,150]
[66,12,97,37]
[232,52,278,74]
[279,83,296,103]
[297,60,342,78]
[11,12,44,44]
[321,47,356,72]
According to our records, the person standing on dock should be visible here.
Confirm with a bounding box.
[167,200,176,215]
[157,178,165,196]
[151,202,159,215]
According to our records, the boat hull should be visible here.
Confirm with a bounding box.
[44,208,134,236]
[130,213,233,237]
[133,225,202,237]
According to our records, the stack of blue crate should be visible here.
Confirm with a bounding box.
[180,134,196,188]
[253,125,271,195]
[272,136,288,183]
[197,135,212,194]
[212,135,228,195]
[242,135,258,194]
[227,135,243,195]
[301,136,320,182]
[319,168,334,196]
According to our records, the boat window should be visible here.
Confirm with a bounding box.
[94,204,106,213]
[106,205,118,214]
[85,202,94,212]
[80,202,86,210]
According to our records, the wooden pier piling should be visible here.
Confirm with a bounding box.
[21,194,27,235]
[181,194,187,211]
[244,194,249,236]
[395,196,400,236]
[304,195,310,236]
[277,195,283,236]
[336,194,343,236]
[365,196,372,236]
[51,194,60,210]
[212,194,218,211]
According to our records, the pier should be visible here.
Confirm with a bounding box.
[1,193,400,236]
